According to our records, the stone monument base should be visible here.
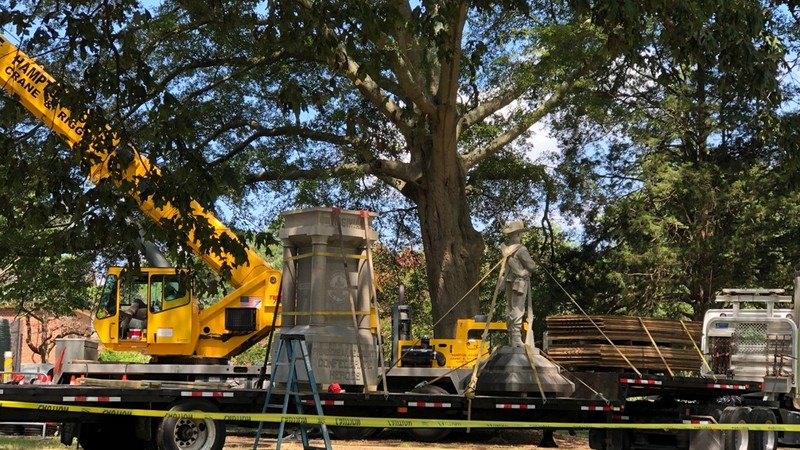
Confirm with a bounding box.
[472,345,575,396]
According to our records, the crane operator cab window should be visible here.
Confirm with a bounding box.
[95,274,118,319]
[119,273,149,340]
[149,273,189,313]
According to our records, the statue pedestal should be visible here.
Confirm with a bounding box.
[472,345,575,396]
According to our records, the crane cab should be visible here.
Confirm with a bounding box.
[94,267,200,357]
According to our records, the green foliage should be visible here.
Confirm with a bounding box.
[0,436,63,449]
[372,244,432,344]
[97,350,151,363]
[0,0,795,337]
[231,341,269,366]
[549,0,797,320]
[0,0,604,337]
[0,254,96,317]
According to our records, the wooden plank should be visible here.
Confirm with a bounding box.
[545,344,702,371]
[639,317,673,376]
[546,315,702,347]
[545,315,704,372]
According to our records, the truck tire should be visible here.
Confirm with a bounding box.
[77,424,105,450]
[748,408,777,450]
[586,429,629,450]
[588,429,606,450]
[607,429,630,450]
[406,384,452,442]
[155,399,225,450]
[720,406,751,450]
[60,422,78,446]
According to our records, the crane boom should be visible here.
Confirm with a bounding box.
[0,35,268,288]
[0,34,281,359]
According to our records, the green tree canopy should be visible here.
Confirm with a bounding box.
[550,1,797,319]
[0,1,791,337]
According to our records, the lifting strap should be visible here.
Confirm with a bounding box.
[521,277,547,402]
[464,254,509,399]
[639,317,673,377]
[540,264,642,377]
[360,210,389,398]
[681,319,715,379]
[524,276,535,348]
[464,253,509,431]
[432,256,507,330]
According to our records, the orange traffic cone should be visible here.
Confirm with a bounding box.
[69,375,76,385]
[122,374,128,381]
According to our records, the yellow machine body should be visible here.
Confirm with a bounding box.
[0,35,281,359]
[397,318,509,369]
[93,267,281,358]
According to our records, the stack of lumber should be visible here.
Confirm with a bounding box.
[545,315,703,372]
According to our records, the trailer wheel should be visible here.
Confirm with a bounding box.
[77,424,106,450]
[588,429,605,450]
[155,399,225,450]
[405,384,452,442]
[748,408,777,450]
[586,429,629,450]
[60,422,78,447]
[720,406,751,450]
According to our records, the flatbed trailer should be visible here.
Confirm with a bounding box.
[0,371,767,450]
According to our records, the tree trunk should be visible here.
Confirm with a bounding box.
[25,315,48,364]
[415,125,485,339]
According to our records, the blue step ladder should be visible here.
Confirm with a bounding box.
[255,333,332,450]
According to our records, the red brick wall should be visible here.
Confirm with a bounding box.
[0,308,92,365]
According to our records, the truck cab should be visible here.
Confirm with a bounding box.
[701,288,797,391]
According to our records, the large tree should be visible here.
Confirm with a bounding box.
[0,1,785,336]
[550,1,795,319]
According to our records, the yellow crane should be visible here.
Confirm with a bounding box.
[0,34,281,359]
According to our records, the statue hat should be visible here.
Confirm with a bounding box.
[502,221,528,235]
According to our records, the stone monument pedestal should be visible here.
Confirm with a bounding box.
[473,345,575,396]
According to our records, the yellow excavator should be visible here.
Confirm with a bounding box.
[0,34,281,359]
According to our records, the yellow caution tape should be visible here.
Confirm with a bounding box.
[285,252,366,261]
[0,400,798,431]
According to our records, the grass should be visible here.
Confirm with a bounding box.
[0,436,62,449]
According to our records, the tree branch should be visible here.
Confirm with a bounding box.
[376,6,435,116]
[462,48,608,169]
[291,2,413,137]
[388,0,428,101]
[436,1,468,113]
[207,123,354,167]
[246,157,421,185]
[458,83,529,135]
[246,162,369,183]
[333,49,413,137]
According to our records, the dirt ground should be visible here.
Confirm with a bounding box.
[226,429,591,449]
